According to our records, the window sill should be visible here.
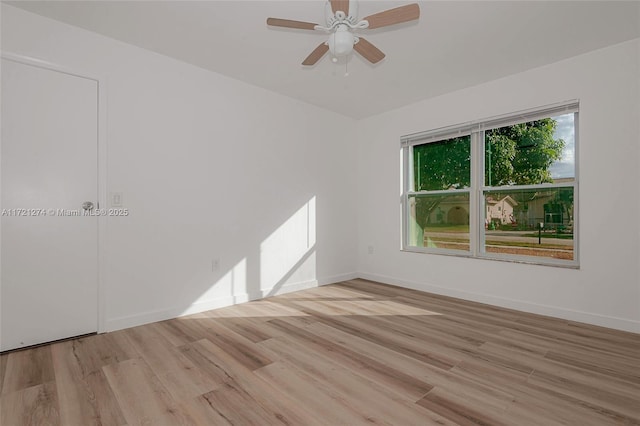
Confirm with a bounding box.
[401,247,580,269]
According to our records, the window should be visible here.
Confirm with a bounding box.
[408,135,471,251]
[402,102,578,267]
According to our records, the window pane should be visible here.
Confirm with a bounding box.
[483,187,574,261]
[413,135,470,191]
[485,113,575,186]
[408,193,470,251]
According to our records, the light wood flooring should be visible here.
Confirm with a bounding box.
[1,279,639,425]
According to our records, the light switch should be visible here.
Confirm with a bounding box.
[111,192,123,207]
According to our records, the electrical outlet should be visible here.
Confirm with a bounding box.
[111,192,123,207]
[367,245,374,255]
[212,258,220,272]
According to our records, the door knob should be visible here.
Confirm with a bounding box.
[82,201,94,211]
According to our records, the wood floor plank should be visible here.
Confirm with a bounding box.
[151,319,205,347]
[254,361,377,425]
[386,310,549,357]
[519,379,640,425]
[259,335,458,425]
[211,316,290,343]
[200,380,296,426]
[263,318,435,400]
[392,294,532,335]
[510,323,640,359]
[322,306,485,358]
[453,359,640,426]
[50,340,126,426]
[173,395,234,426]
[140,343,220,402]
[417,387,512,426]
[102,357,197,425]
[165,317,275,372]
[505,393,628,426]
[479,340,640,403]
[518,314,640,353]
[303,320,518,409]
[54,331,137,376]
[0,382,60,426]
[197,321,275,371]
[270,299,459,370]
[125,322,177,356]
[544,349,640,385]
[1,346,55,394]
[527,368,640,419]
[182,338,321,425]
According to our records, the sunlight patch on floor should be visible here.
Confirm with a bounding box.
[293,300,442,316]
[207,301,310,318]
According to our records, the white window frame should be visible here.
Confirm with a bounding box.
[401,101,579,268]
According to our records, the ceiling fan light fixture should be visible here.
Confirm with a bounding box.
[328,26,354,57]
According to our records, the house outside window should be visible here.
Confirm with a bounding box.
[402,101,578,267]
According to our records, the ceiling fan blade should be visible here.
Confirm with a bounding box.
[354,38,385,64]
[302,43,329,66]
[330,0,350,15]
[266,18,318,30]
[363,3,420,29]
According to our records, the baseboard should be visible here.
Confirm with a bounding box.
[357,272,640,334]
[255,279,320,300]
[317,272,359,286]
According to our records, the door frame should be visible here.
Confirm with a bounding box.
[0,51,108,333]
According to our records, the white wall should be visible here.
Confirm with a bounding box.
[1,5,358,331]
[356,39,640,333]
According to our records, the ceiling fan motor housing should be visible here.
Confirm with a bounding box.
[325,0,358,25]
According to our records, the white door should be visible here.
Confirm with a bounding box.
[1,57,99,352]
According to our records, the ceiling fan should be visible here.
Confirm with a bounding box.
[267,0,420,66]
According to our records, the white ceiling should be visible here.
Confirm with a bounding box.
[7,1,640,119]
